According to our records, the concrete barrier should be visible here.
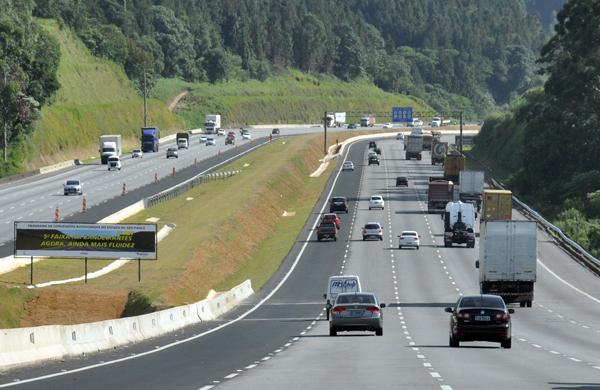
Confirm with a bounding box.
[0,279,253,371]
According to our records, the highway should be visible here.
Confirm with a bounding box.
[2,137,599,389]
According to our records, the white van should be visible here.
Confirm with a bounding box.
[323,275,362,319]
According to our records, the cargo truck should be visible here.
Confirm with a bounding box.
[326,112,346,127]
[427,179,454,213]
[481,189,512,221]
[205,114,222,134]
[176,132,189,149]
[476,220,537,307]
[422,131,433,151]
[443,152,465,183]
[459,171,485,210]
[406,134,423,160]
[99,135,122,164]
[431,141,448,165]
[444,201,476,247]
[141,127,160,152]
[360,114,376,127]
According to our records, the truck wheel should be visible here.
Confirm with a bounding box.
[526,301,532,308]
[449,334,459,348]
[329,328,337,337]
[375,328,383,336]
[444,242,451,248]
[501,338,512,349]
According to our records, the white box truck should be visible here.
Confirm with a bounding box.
[204,114,221,134]
[476,221,537,307]
[459,171,485,210]
[99,135,122,164]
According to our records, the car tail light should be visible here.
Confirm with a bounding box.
[332,307,346,313]
[366,306,380,313]
[457,312,470,321]
[495,313,509,321]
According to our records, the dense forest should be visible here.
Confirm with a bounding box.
[30,0,547,115]
[473,0,600,256]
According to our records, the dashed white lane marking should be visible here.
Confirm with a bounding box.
[430,372,441,378]
[569,357,582,362]
[423,362,432,367]
[198,386,214,390]
[224,373,238,379]
[244,364,257,369]
[440,386,454,390]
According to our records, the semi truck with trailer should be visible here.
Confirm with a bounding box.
[444,201,476,248]
[443,152,465,183]
[360,114,376,127]
[481,189,513,221]
[476,220,537,307]
[431,141,448,165]
[141,127,160,152]
[459,171,485,210]
[427,179,454,213]
[405,134,424,160]
[204,114,222,134]
[176,132,189,149]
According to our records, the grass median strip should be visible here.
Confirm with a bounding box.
[1,133,356,326]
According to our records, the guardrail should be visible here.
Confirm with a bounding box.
[145,170,241,208]
[490,179,600,274]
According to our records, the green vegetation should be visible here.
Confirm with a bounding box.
[473,0,600,256]
[27,19,180,168]
[0,287,31,328]
[156,70,430,128]
[33,0,548,116]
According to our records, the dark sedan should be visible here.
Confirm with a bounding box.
[445,294,514,348]
[329,197,348,213]
[330,292,385,336]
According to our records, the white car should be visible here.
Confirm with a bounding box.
[63,179,83,195]
[107,156,122,171]
[431,117,442,127]
[383,123,393,129]
[368,195,384,210]
[242,131,252,140]
[362,222,383,241]
[199,135,208,143]
[217,129,226,136]
[206,137,216,146]
[132,149,143,158]
[398,230,420,249]
[342,161,355,171]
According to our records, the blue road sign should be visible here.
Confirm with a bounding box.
[392,107,413,123]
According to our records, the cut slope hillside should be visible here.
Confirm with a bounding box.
[28,19,181,168]
[154,71,432,128]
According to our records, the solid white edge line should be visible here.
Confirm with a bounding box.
[0,139,358,388]
[537,259,600,304]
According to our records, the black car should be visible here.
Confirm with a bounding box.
[348,123,358,129]
[329,197,349,213]
[317,222,337,241]
[445,294,514,349]
[272,128,280,134]
[368,155,380,165]
[368,141,377,149]
[396,176,408,186]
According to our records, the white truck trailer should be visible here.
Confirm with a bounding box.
[204,114,222,134]
[99,135,122,164]
[459,171,485,209]
[476,220,537,307]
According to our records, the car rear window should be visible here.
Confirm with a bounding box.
[336,294,376,305]
[459,296,505,309]
[402,232,417,237]
[66,181,79,185]
[331,198,345,203]
[365,224,380,229]
[371,196,382,200]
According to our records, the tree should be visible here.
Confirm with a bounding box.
[333,25,364,81]
[205,48,228,83]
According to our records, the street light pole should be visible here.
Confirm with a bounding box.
[3,67,7,162]
[143,72,148,127]
[323,111,328,154]
[459,110,464,154]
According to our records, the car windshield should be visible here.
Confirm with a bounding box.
[133,150,140,153]
[320,222,336,228]
[336,294,376,305]
[365,224,380,229]
[459,296,505,309]
[66,180,79,185]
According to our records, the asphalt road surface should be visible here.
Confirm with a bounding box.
[2,137,599,389]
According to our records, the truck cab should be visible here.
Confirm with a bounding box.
[107,156,122,171]
[177,138,189,149]
[443,201,475,247]
[323,275,362,320]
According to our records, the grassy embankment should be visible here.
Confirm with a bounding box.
[152,71,431,129]
[25,19,181,169]
[2,132,374,327]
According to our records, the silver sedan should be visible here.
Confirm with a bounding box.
[329,292,385,336]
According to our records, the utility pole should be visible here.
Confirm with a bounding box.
[3,67,7,162]
[459,110,464,154]
[143,72,148,127]
[323,111,328,154]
